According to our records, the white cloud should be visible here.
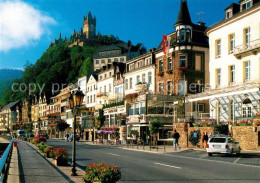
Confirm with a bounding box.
[0,0,56,52]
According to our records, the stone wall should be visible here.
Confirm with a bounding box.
[232,126,260,151]
[173,123,215,148]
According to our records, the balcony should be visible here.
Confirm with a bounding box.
[96,92,108,98]
[234,39,260,59]
[135,83,148,92]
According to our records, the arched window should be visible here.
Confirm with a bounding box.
[242,97,252,118]
[179,29,185,42]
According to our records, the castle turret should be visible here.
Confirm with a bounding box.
[83,11,96,39]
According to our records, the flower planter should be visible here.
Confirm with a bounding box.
[210,125,218,127]
[202,125,208,127]
[232,124,237,126]
[53,157,68,166]
[239,123,247,126]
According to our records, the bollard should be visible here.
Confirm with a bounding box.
[164,141,166,152]
[143,140,145,150]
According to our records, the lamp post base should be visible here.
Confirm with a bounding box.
[71,167,77,176]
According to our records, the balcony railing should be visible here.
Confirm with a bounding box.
[234,39,260,58]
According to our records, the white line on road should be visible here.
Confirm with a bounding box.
[154,162,181,169]
[107,153,120,156]
[233,157,241,164]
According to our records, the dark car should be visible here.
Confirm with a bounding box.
[68,134,80,142]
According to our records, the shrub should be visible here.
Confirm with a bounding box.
[33,139,40,144]
[82,163,121,183]
[39,143,49,153]
[22,136,27,141]
[44,146,54,158]
[189,130,201,146]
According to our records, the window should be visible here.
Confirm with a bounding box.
[137,75,141,83]
[105,74,107,78]
[242,0,251,11]
[135,103,140,115]
[226,10,232,19]
[198,104,205,112]
[195,55,202,71]
[159,60,163,72]
[101,60,105,64]
[167,81,171,95]
[245,27,250,44]
[114,58,119,62]
[109,84,111,92]
[130,78,133,89]
[142,74,146,83]
[100,76,102,80]
[230,65,235,83]
[229,34,235,53]
[90,96,92,103]
[159,83,164,94]
[96,60,99,64]
[216,40,221,57]
[216,69,221,87]
[148,72,152,84]
[243,106,252,118]
[94,95,95,102]
[104,86,106,93]
[245,61,251,81]
[129,64,134,71]
[100,87,102,92]
[179,55,186,68]
[108,59,112,64]
[87,96,89,104]
[146,57,152,65]
[109,72,112,77]
[179,29,185,42]
[125,79,129,90]
[140,102,145,114]
[168,57,172,70]
[129,104,134,115]
[120,57,124,62]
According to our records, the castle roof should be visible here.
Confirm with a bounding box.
[174,0,192,27]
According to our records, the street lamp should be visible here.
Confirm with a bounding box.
[38,118,41,140]
[69,87,84,176]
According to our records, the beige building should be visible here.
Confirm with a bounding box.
[189,0,260,123]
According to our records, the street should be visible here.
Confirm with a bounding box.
[47,139,260,183]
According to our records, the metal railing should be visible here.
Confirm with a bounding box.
[234,38,260,55]
[0,138,13,183]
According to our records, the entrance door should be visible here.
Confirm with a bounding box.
[86,132,89,140]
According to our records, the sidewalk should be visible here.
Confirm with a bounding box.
[17,140,73,183]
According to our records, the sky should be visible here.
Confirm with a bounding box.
[0,0,236,69]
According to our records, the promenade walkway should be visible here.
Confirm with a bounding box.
[17,140,72,183]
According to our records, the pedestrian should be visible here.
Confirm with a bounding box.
[209,133,213,139]
[204,133,208,148]
[173,130,180,151]
[201,132,205,149]
[66,133,69,141]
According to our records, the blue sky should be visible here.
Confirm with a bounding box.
[0,0,236,69]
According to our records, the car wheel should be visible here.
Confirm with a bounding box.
[208,153,212,156]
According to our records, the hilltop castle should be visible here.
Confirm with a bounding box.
[69,11,97,47]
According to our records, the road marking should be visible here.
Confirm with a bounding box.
[200,154,208,159]
[233,157,241,164]
[154,162,181,169]
[107,153,120,157]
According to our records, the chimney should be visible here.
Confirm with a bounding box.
[149,49,152,52]
[198,21,206,27]
[152,48,156,52]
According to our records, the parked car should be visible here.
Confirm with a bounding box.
[68,134,80,142]
[206,135,240,156]
[35,135,47,142]
[17,130,26,137]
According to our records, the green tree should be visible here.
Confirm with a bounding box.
[150,118,162,146]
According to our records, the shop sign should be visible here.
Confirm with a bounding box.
[177,99,185,118]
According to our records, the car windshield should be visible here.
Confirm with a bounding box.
[209,138,226,143]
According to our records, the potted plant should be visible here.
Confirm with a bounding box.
[52,147,68,166]
[82,163,121,183]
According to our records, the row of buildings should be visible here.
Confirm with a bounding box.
[0,0,259,143]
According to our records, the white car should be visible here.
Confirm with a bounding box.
[206,136,240,156]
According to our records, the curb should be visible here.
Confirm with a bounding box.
[7,145,20,183]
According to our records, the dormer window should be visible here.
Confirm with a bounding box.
[226,10,232,19]
[241,0,252,11]
[177,28,191,42]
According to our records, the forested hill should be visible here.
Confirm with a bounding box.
[0,69,23,80]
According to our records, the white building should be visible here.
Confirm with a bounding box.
[188,0,260,123]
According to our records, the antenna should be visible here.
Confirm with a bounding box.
[198,12,204,22]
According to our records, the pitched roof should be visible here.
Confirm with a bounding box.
[1,101,20,111]
[174,0,192,26]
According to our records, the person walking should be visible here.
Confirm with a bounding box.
[173,130,180,151]
[204,133,209,148]
[66,133,69,141]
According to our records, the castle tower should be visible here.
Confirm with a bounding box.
[83,11,96,39]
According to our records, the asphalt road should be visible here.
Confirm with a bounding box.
[47,140,260,183]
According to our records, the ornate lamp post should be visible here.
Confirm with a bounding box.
[69,87,84,176]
